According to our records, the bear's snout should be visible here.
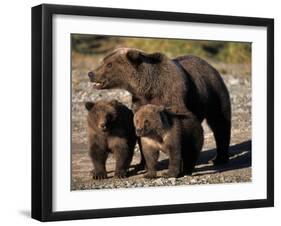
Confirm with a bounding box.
[98,122,107,131]
[135,128,144,136]
[88,71,95,79]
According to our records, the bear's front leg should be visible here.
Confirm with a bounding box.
[133,137,146,172]
[142,144,159,179]
[162,144,181,178]
[113,141,133,179]
[109,137,134,178]
[89,144,108,180]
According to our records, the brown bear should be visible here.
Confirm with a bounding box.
[85,100,137,179]
[134,104,203,178]
[88,48,231,166]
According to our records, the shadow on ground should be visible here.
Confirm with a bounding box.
[157,140,251,176]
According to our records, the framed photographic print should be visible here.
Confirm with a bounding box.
[31,4,274,221]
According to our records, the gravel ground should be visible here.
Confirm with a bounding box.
[71,53,251,190]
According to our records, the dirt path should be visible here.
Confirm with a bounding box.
[71,54,251,190]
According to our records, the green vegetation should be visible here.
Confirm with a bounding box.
[72,34,251,64]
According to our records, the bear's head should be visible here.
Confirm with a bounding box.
[85,100,121,132]
[133,104,171,137]
[134,104,191,137]
[88,48,165,91]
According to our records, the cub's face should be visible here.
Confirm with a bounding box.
[134,105,168,137]
[88,48,165,90]
[85,101,119,132]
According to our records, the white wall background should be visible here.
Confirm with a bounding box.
[0,0,279,225]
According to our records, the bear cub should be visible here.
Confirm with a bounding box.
[85,100,137,179]
[134,104,203,178]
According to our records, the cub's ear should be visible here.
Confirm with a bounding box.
[159,111,171,128]
[159,107,171,128]
[85,102,95,111]
[159,105,190,118]
[158,105,173,113]
[165,108,191,119]
[109,99,120,107]
[126,50,143,64]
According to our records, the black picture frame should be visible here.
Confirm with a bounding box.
[31,3,274,222]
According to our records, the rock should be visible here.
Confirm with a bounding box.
[154,178,164,186]
[168,178,176,185]
[190,178,197,184]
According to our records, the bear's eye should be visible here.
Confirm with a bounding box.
[106,114,113,121]
[107,63,112,68]
[144,119,149,126]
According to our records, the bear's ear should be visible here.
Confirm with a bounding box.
[164,107,191,119]
[85,102,95,111]
[109,99,120,107]
[159,105,173,114]
[159,107,171,128]
[142,52,164,63]
[126,50,143,64]
[127,50,164,65]
[159,111,171,128]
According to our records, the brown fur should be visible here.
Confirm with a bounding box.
[88,48,231,166]
[85,100,137,179]
[134,104,203,178]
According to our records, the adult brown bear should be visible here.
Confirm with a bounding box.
[88,48,231,165]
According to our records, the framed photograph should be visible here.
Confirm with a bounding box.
[32,4,274,221]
